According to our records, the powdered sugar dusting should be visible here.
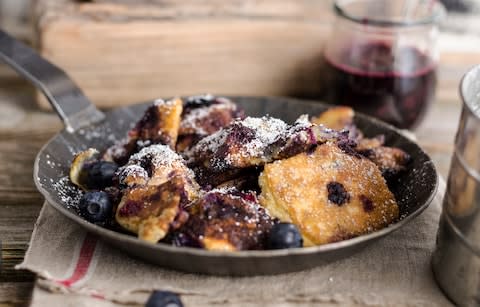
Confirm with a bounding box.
[181,102,237,135]
[295,114,311,126]
[153,98,177,107]
[185,116,324,172]
[129,144,184,169]
[208,186,243,199]
[118,164,149,186]
[187,116,288,164]
[103,138,129,161]
[77,123,122,143]
[235,116,287,161]
[117,144,194,185]
[52,176,83,209]
[242,116,288,144]
[186,93,214,103]
[187,127,227,155]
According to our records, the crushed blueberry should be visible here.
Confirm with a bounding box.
[336,136,361,158]
[78,191,113,225]
[145,290,183,307]
[359,195,375,212]
[327,181,350,206]
[267,222,303,249]
[357,148,375,159]
[118,200,143,218]
[184,94,216,110]
[228,123,256,144]
[306,144,318,155]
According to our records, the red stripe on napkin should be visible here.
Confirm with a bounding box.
[57,233,98,287]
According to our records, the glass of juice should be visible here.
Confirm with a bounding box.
[323,0,446,129]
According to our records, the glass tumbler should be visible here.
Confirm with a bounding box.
[323,0,446,129]
[432,65,480,306]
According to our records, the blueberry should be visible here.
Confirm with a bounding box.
[79,191,112,225]
[83,161,118,189]
[267,223,303,249]
[145,290,183,307]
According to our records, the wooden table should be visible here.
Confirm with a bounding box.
[0,74,462,306]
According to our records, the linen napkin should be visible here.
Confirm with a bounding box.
[17,178,451,306]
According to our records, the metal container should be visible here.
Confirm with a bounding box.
[433,64,480,306]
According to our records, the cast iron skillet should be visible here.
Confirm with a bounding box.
[0,30,438,276]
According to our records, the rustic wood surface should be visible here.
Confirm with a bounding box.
[33,0,480,108]
[0,70,462,306]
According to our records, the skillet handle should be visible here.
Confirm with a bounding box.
[0,30,105,133]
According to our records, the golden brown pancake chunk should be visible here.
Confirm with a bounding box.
[117,144,197,189]
[311,106,355,130]
[103,98,183,165]
[176,95,244,152]
[359,146,411,180]
[185,116,289,186]
[116,176,188,243]
[354,134,411,179]
[356,135,385,151]
[187,116,289,168]
[69,148,99,190]
[259,141,399,246]
[115,145,200,243]
[313,106,410,180]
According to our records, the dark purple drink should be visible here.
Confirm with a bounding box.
[324,42,437,129]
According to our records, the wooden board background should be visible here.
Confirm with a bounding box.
[32,0,480,109]
[0,1,477,304]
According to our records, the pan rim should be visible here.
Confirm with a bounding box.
[33,95,439,259]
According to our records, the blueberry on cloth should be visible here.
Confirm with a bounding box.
[145,290,184,307]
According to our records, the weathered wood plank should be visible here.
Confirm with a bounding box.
[32,0,480,108]
[1,246,37,283]
[0,141,50,199]
[0,282,34,307]
[0,86,61,138]
[0,82,50,305]
[0,80,59,209]
[1,205,42,244]
[36,18,330,108]
[0,204,40,306]
[36,0,333,21]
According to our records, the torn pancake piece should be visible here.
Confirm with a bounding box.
[116,176,188,243]
[259,141,399,246]
[171,188,276,251]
